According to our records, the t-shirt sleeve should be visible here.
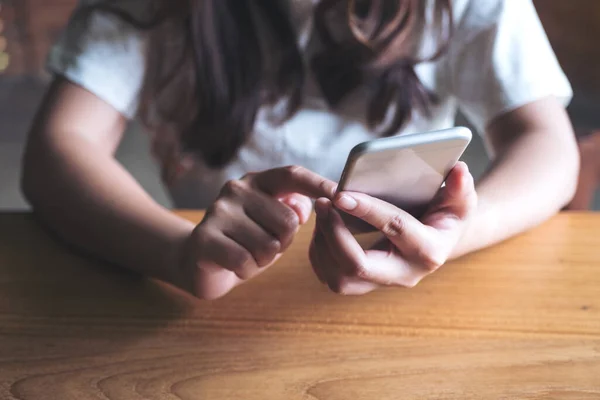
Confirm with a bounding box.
[46,6,146,119]
[448,0,573,133]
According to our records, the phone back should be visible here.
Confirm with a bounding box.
[337,128,471,230]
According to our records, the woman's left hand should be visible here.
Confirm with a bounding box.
[309,162,477,295]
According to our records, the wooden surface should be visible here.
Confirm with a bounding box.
[1,212,599,399]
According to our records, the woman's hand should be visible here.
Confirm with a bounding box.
[175,166,336,300]
[309,162,477,295]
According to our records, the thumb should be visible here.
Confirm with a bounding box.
[279,193,314,225]
[423,162,477,228]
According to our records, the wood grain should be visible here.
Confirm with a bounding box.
[1,212,600,399]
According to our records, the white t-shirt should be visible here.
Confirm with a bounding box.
[47,0,572,209]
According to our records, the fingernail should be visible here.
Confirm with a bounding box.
[336,195,358,211]
[286,197,298,208]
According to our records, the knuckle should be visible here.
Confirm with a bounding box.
[283,212,300,232]
[319,179,334,197]
[280,165,306,183]
[277,232,298,252]
[190,223,205,240]
[222,179,247,197]
[211,199,233,217]
[283,165,304,177]
[382,215,406,238]
[401,277,421,289]
[235,270,254,281]
[241,171,257,181]
[229,249,254,276]
[191,225,215,249]
[263,238,282,256]
[279,207,300,234]
[417,248,445,272]
[255,238,281,266]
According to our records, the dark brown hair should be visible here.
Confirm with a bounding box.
[82,0,453,180]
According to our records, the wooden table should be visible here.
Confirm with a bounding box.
[1,212,599,399]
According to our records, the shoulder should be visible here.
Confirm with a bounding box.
[54,0,146,57]
[452,0,504,25]
[450,0,539,38]
[445,0,549,63]
[444,0,572,132]
[46,0,148,118]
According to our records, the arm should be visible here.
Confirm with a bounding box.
[452,96,580,258]
[22,77,195,285]
[309,97,579,295]
[23,77,337,299]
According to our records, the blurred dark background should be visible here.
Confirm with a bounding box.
[1,0,599,210]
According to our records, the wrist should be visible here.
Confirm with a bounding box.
[162,219,196,292]
[449,219,476,260]
[450,197,497,260]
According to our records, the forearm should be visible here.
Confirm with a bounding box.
[452,127,579,258]
[22,134,194,285]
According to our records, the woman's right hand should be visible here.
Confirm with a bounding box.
[173,166,337,300]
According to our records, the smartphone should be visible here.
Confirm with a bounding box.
[335,127,472,232]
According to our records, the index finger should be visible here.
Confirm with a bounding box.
[252,166,337,199]
[332,191,432,259]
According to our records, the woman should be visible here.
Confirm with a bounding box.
[22,0,579,299]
